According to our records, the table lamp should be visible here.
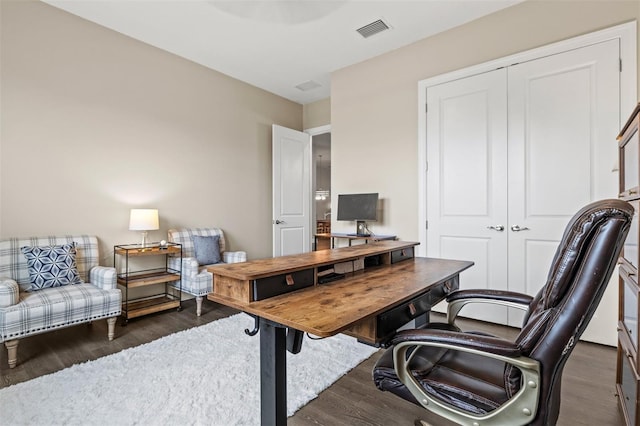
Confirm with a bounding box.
[129,209,159,248]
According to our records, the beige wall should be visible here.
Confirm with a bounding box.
[1,1,302,261]
[3,0,638,261]
[303,97,331,130]
[330,0,640,240]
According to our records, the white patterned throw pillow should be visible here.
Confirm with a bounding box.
[21,243,83,291]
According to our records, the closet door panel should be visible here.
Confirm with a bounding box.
[440,96,490,216]
[526,67,592,214]
[440,236,509,322]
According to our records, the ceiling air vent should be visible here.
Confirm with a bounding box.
[356,19,390,39]
[295,80,322,92]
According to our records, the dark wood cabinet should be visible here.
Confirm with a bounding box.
[617,102,640,426]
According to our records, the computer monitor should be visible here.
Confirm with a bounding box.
[337,193,378,236]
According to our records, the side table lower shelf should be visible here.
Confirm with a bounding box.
[123,295,181,320]
[117,269,183,323]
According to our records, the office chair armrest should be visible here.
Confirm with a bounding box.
[393,332,541,426]
[390,328,521,358]
[447,289,533,305]
[446,289,533,325]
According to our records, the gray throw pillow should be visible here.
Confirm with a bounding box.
[193,235,221,265]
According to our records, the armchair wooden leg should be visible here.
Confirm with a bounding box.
[196,296,203,317]
[107,317,117,341]
[5,339,18,368]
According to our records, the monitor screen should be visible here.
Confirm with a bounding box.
[337,193,378,221]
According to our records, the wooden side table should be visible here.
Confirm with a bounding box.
[114,243,182,324]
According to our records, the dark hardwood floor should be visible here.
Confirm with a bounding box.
[0,300,625,425]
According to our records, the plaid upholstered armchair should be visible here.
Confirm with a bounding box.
[0,235,121,368]
[167,228,246,316]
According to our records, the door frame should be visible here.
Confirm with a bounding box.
[305,125,331,135]
[417,21,637,257]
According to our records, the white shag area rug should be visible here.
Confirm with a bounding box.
[0,314,379,425]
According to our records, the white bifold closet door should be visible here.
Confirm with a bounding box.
[427,39,620,343]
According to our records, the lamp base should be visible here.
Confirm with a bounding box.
[140,231,148,248]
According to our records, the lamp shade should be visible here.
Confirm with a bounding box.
[129,209,159,231]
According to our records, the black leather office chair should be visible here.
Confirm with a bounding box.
[373,199,633,426]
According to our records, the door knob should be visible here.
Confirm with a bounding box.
[274,220,286,225]
[487,225,505,232]
[511,225,530,232]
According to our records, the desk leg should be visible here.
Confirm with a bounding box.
[415,311,430,329]
[260,318,288,426]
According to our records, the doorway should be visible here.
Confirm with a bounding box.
[308,126,332,250]
[313,133,331,230]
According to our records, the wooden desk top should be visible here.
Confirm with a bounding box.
[207,240,418,281]
[208,257,473,337]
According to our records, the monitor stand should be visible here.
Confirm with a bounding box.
[347,221,370,237]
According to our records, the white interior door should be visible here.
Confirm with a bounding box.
[426,69,509,324]
[507,39,620,341]
[272,124,312,257]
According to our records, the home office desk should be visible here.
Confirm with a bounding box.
[207,241,473,426]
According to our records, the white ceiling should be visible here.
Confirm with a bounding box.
[43,0,523,105]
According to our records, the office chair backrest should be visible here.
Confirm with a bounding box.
[509,199,632,424]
